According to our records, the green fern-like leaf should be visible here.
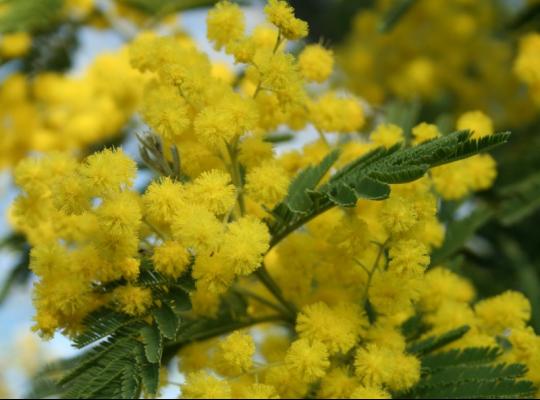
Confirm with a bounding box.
[404,344,537,399]
[411,378,536,399]
[285,149,340,213]
[407,325,470,355]
[140,324,163,364]
[73,309,133,349]
[152,304,180,339]
[420,363,528,388]
[0,0,63,33]
[26,376,60,399]
[135,345,160,396]
[422,347,501,369]
[269,130,510,248]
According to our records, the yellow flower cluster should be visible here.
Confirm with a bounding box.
[514,33,540,106]
[430,110,497,200]
[339,0,537,127]
[0,32,32,58]
[0,49,142,169]
[9,1,540,399]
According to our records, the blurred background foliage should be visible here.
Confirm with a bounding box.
[0,0,540,364]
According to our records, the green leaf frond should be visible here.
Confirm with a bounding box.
[401,323,536,399]
[269,130,510,248]
[0,0,63,33]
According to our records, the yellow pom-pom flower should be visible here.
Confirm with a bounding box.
[214,331,256,376]
[298,44,334,83]
[0,32,32,58]
[475,290,531,335]
[309,92,365,133]
[181,371,232,399]
[112,285,153,316]
[152,241,190,278]
[207,1,245,50]
[457,110,493,139]
[186,169,236,215]
[296,301,364,354]
[285,338,330,383]
[245,162,290,207]
[221,216,270,275]
[371,123,404,148]
[264,0,308,40]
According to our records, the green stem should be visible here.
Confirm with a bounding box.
[226,139,246,216]
[361,240,388,307]
[163,315,284,362]
[255,265,297,320]
[273,30,283,54]
[234,288,290,317]
[317,129,330,147]
[270,201,334,250]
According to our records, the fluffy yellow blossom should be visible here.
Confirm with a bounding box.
[181,371,232,399]
[80,148,136,196]
[514,33,540,84]
[318,368,359,398]
[178,341,213,374]
[365,322,406,352]
[514,33,540,105]
[456,110,493,139]
[172,205,223,253]
[419,267,475,312]
[152,241,190,278]
[185,170,236,215]
[355,344,419,391]
[296,301,364,354]
[142,85,191,142]
[194,94,257,149]
[143,177,186,227]
[350,385,391,399]
[214,331,255,376]
[265,0,308,40]
[241,383,279,399]
[380,195,418,234]
[412,122,440,145]
[264,366,308,398]
[192,251,235,294]
[207,1,245,50]
[0,32,31,58]
[369,269,420,315]
[430,163,471,200]
[221,216,270,275]
[190,287,222,317]
[371,123,404,148]
[298,44,334,83]
[354,344,394,387]
[467,154,497,190]
[239,136,274,168]
[245,162,290,206]
[386,352,421,391]
[309,92,365,133]
[96,192,142,237]
[253,50,306,108]
[211,62,235,84]
[475,290,531,335]
[285,338,330,383]
[112,286,153,316]
[388,239,430,278]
